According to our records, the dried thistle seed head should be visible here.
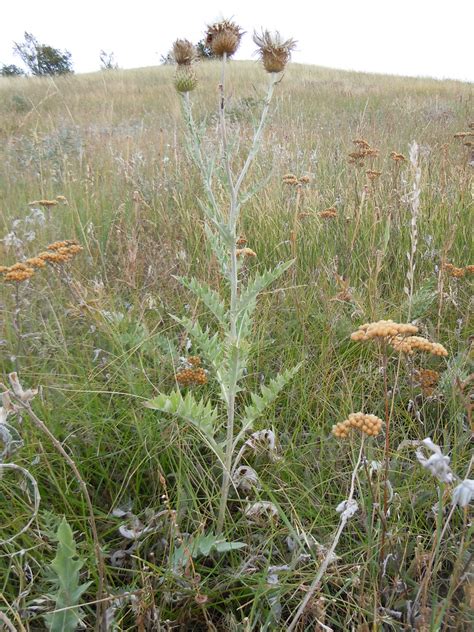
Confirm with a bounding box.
[172,39,196,66]
[253,29,296,73]
[174,66,197,93]
[205,19,244,57]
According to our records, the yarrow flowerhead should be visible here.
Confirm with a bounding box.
[332,412,383,439]
[253,30,296,73]
[1,239,83,283]
[175,356,208,386]
[350,320,418,342]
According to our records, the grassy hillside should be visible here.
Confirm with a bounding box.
[0,61,473,630]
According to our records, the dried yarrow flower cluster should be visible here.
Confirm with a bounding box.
[391,336,448,357]
[366,169,382,180]
[319,207,337,219]
[253,30,296,73]
[350,320,418,341]
[414,369,440,396]
[176,356,208,386]
[282,173,310,186]
[443,262,474,278]
[390,151,406,163]
[348,139,379,165]
[205,19,244,57]
[236,247,257,258]
[350,320,448,357]
[28,195,68,207]
[1,240,83,283]
[332,412,383,439]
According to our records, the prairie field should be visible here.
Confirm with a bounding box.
[0,60,473,630]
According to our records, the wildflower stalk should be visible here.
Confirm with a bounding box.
[178,60,282,536]
[216,62,278,536]
[287,440,364,631]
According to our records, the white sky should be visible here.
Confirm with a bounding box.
[1,0,473,81]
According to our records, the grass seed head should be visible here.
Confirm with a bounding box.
[253,30,296,73]
[206,20,244,57]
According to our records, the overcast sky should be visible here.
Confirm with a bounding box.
[1,0,473,81]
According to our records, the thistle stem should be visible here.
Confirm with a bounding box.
[216,70,278,535]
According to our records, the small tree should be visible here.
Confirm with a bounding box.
[13,32,73,76]
[196,38,216,60]
[99,50,118,70]
[0,63,25,77]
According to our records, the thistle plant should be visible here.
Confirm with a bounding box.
[147,23,299,534]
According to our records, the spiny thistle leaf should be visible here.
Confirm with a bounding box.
[236,261,294,336]
[145,389,218,440]
[44,517,91,632]
[172,315,224,368]
[239,363,302,437]
[204,224,229,279]
[177,276,228,326]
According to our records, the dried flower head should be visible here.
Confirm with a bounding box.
[282,173,299,185]
[28,199,58,208]
[176,363,207,386]
[332,412,383,439]
[25,257,46,268]
[390,335,448,357]
[414,369,440,396]
[366,169,382,180]
[351,320,418,342]
[206,19,244,57]
[319,207,337,219]
[253,30,296,73]
[236,247,257,258]
[443,262,465,278]
[390,151,407,162]
[174,66,197,93]
[172,39,196,66]
[4,267,35,282]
